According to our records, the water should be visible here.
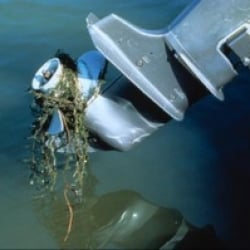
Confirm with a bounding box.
[1,0,250,248]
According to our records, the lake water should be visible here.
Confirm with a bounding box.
[1,0,250,249]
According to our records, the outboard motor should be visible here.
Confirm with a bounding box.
[31,0,250,152]
[85,0,250,151]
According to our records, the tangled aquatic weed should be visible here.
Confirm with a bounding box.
[27,60,102,241]
[28,67,89,194]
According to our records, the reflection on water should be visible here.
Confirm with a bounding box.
[32,185,223,249]
[31,163,222,249]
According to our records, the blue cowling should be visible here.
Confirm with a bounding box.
[77,50,106,99]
